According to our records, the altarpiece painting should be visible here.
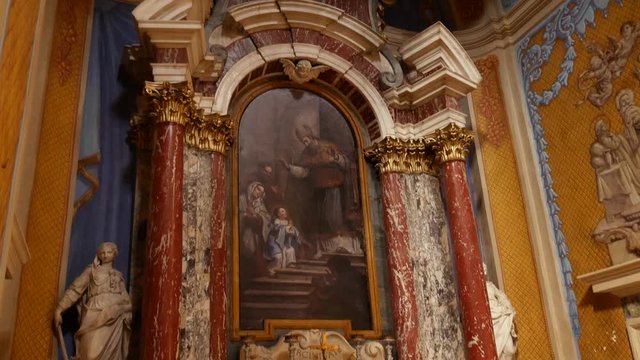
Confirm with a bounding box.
[233,88,380,339]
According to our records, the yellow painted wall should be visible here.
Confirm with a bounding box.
[10,0,91,357]
[522,2,640,358]
[471,55,554,359]
[0,0,42,250]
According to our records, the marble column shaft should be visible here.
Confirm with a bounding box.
[141,122,185,360]
[210,152,227,360]
[379,172,422,360]
[433,124,497,360]
[441,160,496,359]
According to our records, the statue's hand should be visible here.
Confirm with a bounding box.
[53,308,63,327]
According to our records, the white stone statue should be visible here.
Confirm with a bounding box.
[484,266,517,359]
[54,242,132,360]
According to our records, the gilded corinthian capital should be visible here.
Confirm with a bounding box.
[186,113,234,154]
[365,137,436,174]
[426,123,474,164]
[145,81,196,126]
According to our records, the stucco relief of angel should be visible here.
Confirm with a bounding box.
[578,21,640,108]
[280,59,329,84]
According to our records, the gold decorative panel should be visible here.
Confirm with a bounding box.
[10,0,92,358]
[521,1,640,358]
[472,55,554,359]
[0,0,42,249]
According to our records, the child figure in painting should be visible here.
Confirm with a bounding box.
[264,207,299,276]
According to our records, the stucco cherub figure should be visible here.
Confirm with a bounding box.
[280,58,329,84]
[577,21,640,108]
[54,242,132,360]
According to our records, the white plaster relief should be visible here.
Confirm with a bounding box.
[133,0,193,21]
[180,147,213,359]
[226,0,385,53]
[292,43,322,61]
[401,174,465,359]
[385,22,481,109]
[279,0,342,32]
[393,109,468,140]
[257,43,296,62]
[381,182,418,358]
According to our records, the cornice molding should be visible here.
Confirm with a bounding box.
[227,0,385,54]
[132,0,210,21]
[384,22,481,108]
[383,0,565,57]
[393,108,467,140]
[455,0,564,56]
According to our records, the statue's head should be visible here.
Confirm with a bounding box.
[96,242,118,265]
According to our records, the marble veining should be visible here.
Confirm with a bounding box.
[142,123,184,359]
[401,174,465,359]
[380,173,421,360]
[180,146,213,359]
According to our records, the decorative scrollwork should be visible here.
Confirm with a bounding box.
[516,0,618,337]
[380,46,404,88]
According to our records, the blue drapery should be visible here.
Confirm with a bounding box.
[62,0,138,355]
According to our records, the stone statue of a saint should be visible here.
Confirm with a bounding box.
[54,242,132,360]
[485,265,517,359]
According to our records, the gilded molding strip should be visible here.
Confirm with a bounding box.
[427,123,474,164]
[365,137,437,175]
[185,113,234,154]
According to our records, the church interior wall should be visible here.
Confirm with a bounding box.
[469,55,554,359]
[515,0,640,357]
[0,0,41,246]
[6,0,93,358]
[3,0,640,359]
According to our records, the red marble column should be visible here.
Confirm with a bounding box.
[379,172,421,360]
[210,152,227,360]
[433,124,498,360]
[141,121,185,360]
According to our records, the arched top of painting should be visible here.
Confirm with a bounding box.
[236,88,362,184]
[235,84,369,146]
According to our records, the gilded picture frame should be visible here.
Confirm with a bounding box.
[231,83,381,341]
